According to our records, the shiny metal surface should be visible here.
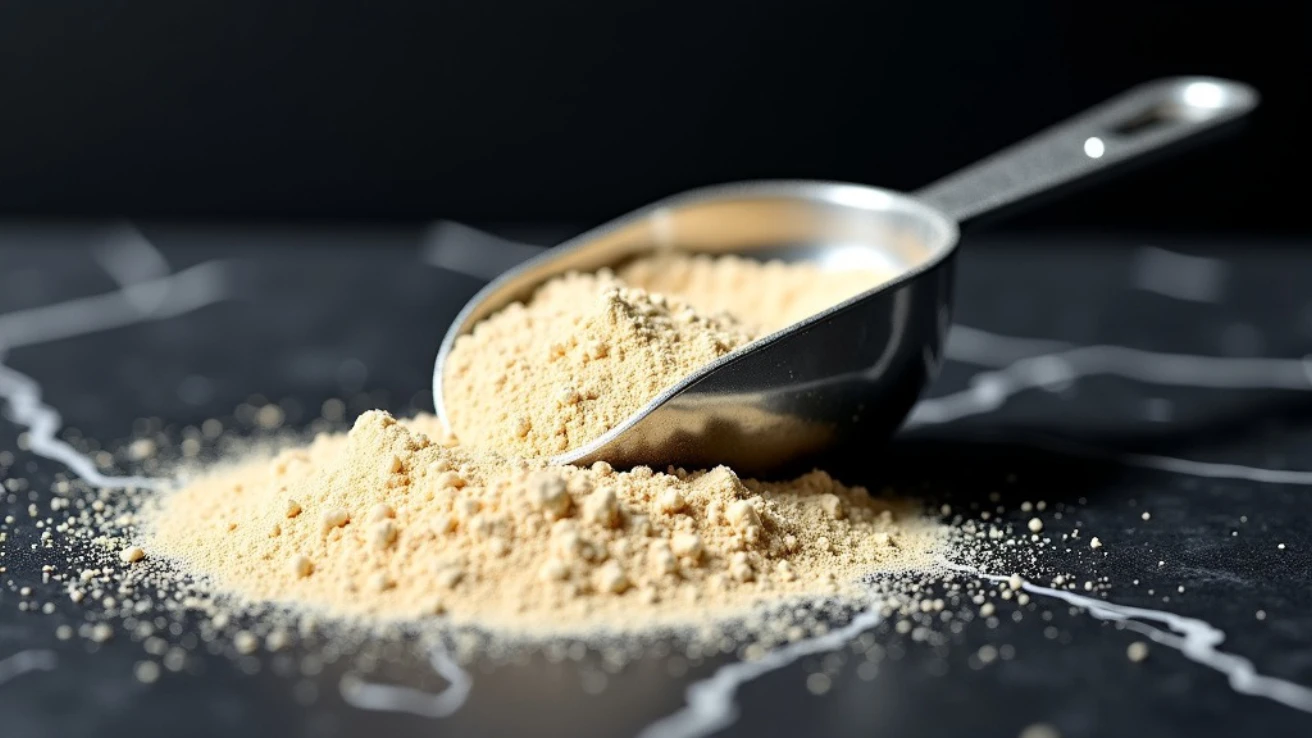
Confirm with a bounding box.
[434,77,1257,476]
[918,77,1258,220]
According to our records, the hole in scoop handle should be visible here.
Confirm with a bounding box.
[914,77,1259,223]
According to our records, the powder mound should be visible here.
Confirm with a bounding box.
[444,252,891,457]
[444,269,757,456]
[145,410,944,633]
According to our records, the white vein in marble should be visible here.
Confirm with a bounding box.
[0,650,57,687]
[948,563,1312,714]
[339,648,472,719]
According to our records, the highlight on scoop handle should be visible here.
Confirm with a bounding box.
[915,77,1260,223]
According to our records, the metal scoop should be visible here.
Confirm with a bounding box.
[434,77,1257,475]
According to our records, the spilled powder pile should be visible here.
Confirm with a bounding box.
[3,393,1104,686]
[146,410,944,633]
[135,251,908,636]
[444,252,891,457]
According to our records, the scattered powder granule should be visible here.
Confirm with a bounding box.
[1126,641,1150,662]
[233,631,259,655]
[805,672,833,695]
[128,439,157,462]
[443,253,891,457]
[143,411,946,634]
[134,660,161,684]
[266,629,292,652]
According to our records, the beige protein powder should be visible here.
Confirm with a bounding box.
[136,252,936,636]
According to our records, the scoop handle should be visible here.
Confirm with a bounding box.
[914,77,1259,223]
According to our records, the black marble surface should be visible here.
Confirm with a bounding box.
[1,222,1311,738]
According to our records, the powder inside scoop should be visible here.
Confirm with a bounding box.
[444,252,891,457]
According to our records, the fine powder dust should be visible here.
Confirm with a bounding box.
[146,410,944,633]
[444,252,892,457]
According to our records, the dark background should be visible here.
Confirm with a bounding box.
[0,1,1305,234]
